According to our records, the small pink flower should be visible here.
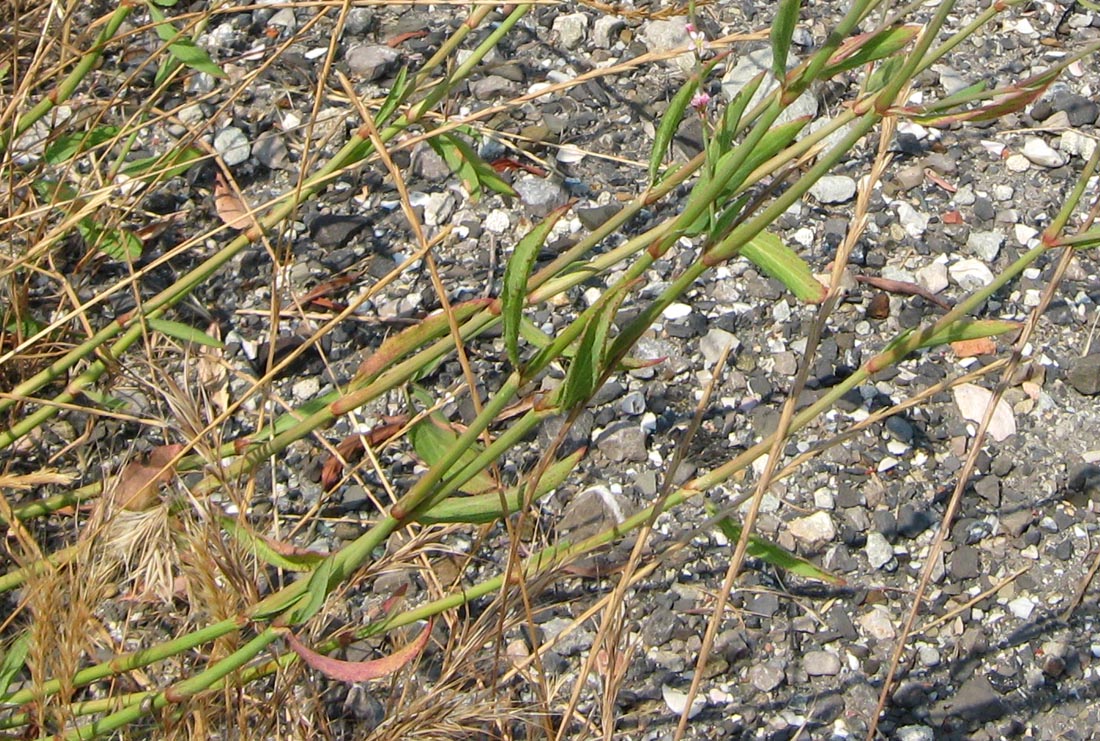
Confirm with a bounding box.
[686,22,706,51]
[690,91,711,111]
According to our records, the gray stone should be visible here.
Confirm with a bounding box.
[916,261,949,294]
[592,15,625,48]
[558,485,631,543]
[551,12,588,50]
[966,230,1004,262]
[469,75,516,100]
[949,675,1006,723]
[1022,137,1067,168]
[576,203,622,231]
[1062,129,1097,160]
[865,531,894,569]
[949,545,981,579]
[788,511,836,545]
[896,726,935,741]
[346,44,399,81]
[803,650,842,677]
[895,201,930,238]
[1068,354,1100,396]
[722,48,818,125]
[597,422,647,462]
[949,259,995,290]
[309,214,371,249]
[214,126,250,166]
[412,145,452,181]
[750,660,786,692]
[640,20,693,74]
[810,175,857,204]
[423,191,456,227]
[700,327,740,366]
[894,164,924,192]
[514,174,569,217]
[253,131,290,170]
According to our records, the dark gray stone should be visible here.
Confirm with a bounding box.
[346,44,399,81]
[596,422,647,462]
[309,214,371,249]
[1067,354,1100,395]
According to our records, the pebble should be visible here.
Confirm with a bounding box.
[346,44,399,81]
[859,606,896,640]
[640,20,694,74]
[1061,129,1097,160]
[916,261,949,294]
[894,164,925,192]
[966,230,1004,262]
[1004,153,1031,172]
[865,531,894,569]
[469,75,516,100]
[423,192,456,227]
[810,175,857,204]
[484,209,510,234]
[1022,137,1068,168]
[700,327,740,366]
[1068,355,1100,396]
[949,258,995,290]
[895,201,929,238]
[513,174,569,217]
[1007,596,1036,620]
[750,660,786,692]
[597,423,647,462]
[309,214,371,249]
[253,131,290,170]
[663,303,692,320]
[803,650,842,676]
[592,15,624,48]
[896,726,935,741]
[558,485,629,542]
[788,511,836,545]
[952,383,1016,442]
[214,126,251,166]
[551,12,588,50]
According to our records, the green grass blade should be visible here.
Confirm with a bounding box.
[771,0,802,81]
[0,633,29,697]
[820,24,921,77]
[147,318,223,347]
[45,126,120,165]
[739,230,827,304]
[502,202,571,370]
[915,319,1020,350]
[148,3,226,79]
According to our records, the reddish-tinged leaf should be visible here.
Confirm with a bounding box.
[112,444,184,511]
[489,157,548,178]
[296,274,360,306]
[285,620,433,683]
[321,418,407,491]
[386,30,427,47]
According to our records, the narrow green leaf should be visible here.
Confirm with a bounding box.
[376,66,409,125]
[45,126,120,165]
[716,71,765,152]
[221,517,326,572]
[408,406,498,495]
[559,282,632,411]
[502,202,571,370]
[77,220,142,262]
[148,4,226,79]
[147,318,223,347]
[0,633,29,698]
[119,145,203,181]
[916,319,1020,350]
[288,557,335,625]
[151,0,179,6]
[648,75,698,186]
[416,448,584,524]
[740,231,826,304]
[821,24,920,78]
[770,0,802,81]
[79,387,129,411]
[706,502,844,585]
[429,132,516,202]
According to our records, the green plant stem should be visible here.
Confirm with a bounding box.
[0,5,133,153]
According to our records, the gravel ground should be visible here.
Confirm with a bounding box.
[17,0,1100,738]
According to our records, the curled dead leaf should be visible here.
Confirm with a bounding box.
[285,619,433,683]
[111,444,184,511]
[214,172,255,231]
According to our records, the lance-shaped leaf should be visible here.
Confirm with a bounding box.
[904,71,1057,128]
[648,57,723,185]
[819,25,920,78]
[740,231,827,304]
[428,132,517,202]
[119,145,203,182]
[770,0,802,82]
[78,221,143,262]
[915,319,1020,351]
[148,4,226,79]
[147,318,224,347]
[716,71,765,153]
[0,633,29,698]
[221,517,327,572]
[408,413,499,495]
[705,502,844,585]
[354,298,492,384]
[286,557,335,625]
[502,202,571,370]
[45,126,120,165]
[285,619,432,683]
[558,281,633,411]
[375,66,409,126]
[415,447,584,524]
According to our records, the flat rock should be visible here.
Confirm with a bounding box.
[952,383,1016,442]
[346,44,399,81]
[552,12,588,50]
[966,230,1004,262]
[750,660,786,692]
[514,174,569,217]
[214,126,251,166]
[640,20,693,74]
[597,422,647,462]
[803,650,842,676]
[1021,136,1068,168]
[788,511,836,544]
[810,175,857,204]
[1067,354,1100,396]
[309,214,371,249]
[949,258,995,290]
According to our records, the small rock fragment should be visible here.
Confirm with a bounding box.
[1021,137,1068,168]
[803,650,842,677]
[788,511,836,545]
[810,175,857,204]
[952,383,1016,442]
[949,259,995,290]
[346,44,399,81]
[214,126,251,166]
[552,12,588,50]
[662,685,706,719]
[1067,355,1100,396]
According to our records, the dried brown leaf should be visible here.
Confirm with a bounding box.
[214,173,254,231]
[285,619,433,683]
[112,444,184,511]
